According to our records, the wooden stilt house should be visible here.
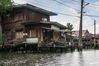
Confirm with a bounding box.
[2,4,67,45]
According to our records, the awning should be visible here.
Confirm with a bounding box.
[42,27,66,33]
[21,21,67,29]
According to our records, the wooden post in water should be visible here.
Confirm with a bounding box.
[94,20,96,48]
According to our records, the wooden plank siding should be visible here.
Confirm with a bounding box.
[53,32,61,40]
[2,4,67,46]
[3,8,50,24]
[2,7,50,41]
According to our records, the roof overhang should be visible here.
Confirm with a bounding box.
[13,4,57,16]
[21,21,67,29]
[42,27,66,32]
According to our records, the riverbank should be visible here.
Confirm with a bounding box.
[0,43,75,53]
[0,43,99,53]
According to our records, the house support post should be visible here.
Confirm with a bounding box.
[94,20,96,48]
[0,16,2,40]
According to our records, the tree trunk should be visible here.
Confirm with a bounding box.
[0,16,2,40]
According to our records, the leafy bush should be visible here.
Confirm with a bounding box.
[2,34,6,42]
[0,34,6,45]
[0,40,3,45]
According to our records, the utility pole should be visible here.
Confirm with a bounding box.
[78,0,84,51]
[94,20,96,48]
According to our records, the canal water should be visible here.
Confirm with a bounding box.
[0,50,99,66]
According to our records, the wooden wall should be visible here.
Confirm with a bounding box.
[2,8,50,41]
[53,32,61,40]
[3,8,50,24]
[27,11,50,22]
[25,26,41,44]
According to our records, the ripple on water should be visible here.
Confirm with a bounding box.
[0,50,99,66]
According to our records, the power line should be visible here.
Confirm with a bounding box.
[14,1,99,18]
[51,0,80,11]
[83,5,99,18]
[91,4,99,6]
[71,0,80,3]
[60,0,80,8]
[84,14,99,17]
[33,0,79,16]
[70,0,99,7]
[27,0,80,17]
[52,0,99,18]
[59,0,80,3]
[29,1,99,18]
[36,0,99,18]
[57,13,79,17]
[88,3,99,7]
[84,1,99,7]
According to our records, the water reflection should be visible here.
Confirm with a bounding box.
[0,50,99,66]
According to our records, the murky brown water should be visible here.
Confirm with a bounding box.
[0,50,99,66]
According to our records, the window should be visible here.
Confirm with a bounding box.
[32,12,36,15]
[42,18,47,21]
[16,32,23,39]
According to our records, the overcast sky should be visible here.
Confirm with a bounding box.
[13,0,99,34]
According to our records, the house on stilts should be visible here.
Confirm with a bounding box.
[2,4,67,47]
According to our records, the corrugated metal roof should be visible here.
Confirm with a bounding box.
[21,21,67,29]
[13,4,57,16]
[42,27,66,32]
[72,30,89,36]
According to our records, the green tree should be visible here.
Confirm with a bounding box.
[67,23,73,31]
[0,0,13,40]
[66,23,73,43]
[0,34,6,45]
